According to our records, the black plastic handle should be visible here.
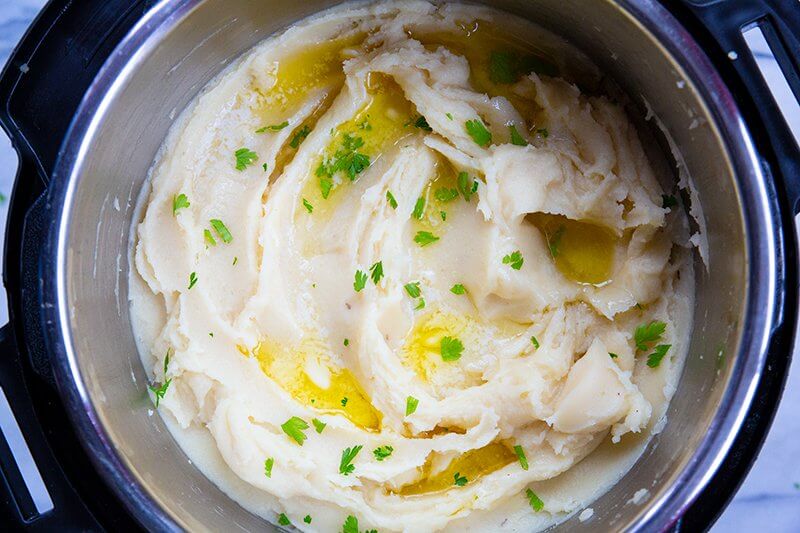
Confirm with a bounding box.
[680,0,800,214]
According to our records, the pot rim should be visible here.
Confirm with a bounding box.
[40,0,782,531]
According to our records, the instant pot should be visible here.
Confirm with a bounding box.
[0,0,798,531]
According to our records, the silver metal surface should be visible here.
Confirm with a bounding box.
[40,0,781,531]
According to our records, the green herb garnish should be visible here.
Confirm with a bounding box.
[404,282,421,298]
[173,193,190,215]
[255,121,289,133]
[210,219,232,243]
[647,344,671,368]
[148,379,171,408]
[339,445,363,475]
[354,270,368,292]
[531,336,540,349]
[188,272,198,289]
[341,397,349,407]
[373,445,394,461]
[312,418,326,434]
[414,231,439,246]
[514,445,529,470]
[369,261,384,285]
[634,320,667,351]
[386,190,398,209]
[412,196,426,219]
[457,172,475,201]
[548,225,565,257]
[414,298,426,310]
[509,125,528,146]
[440,336,464,361]
[278,513,291,526]
[406,396,419,416]
[609,352,619,359]
[289,125,311,148]
[204,229,217,247]
[450,284,466,295]
[465,118,492,147]
[264,457,274,478]
[537,128,549,138]
[302,198,313,213]
[281,416,309,445]
[454,472,468,486]
[526,488,544,512]
[662,194,678,209]
[304,515,312,524]
[435,187,459,202]
[234,148,258,171]
[503,251,524,270]
[413,115,432,131]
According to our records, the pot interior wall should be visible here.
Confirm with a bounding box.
[61,0,747,530]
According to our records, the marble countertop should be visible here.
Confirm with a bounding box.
[0,1,797,530]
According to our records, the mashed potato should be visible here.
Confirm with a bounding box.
[130,1,694,531]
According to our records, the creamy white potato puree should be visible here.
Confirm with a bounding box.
[130,1,695,531]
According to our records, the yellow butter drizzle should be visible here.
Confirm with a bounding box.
[249,338,382,431]
[529,213,616,286]
[397,442,517,495]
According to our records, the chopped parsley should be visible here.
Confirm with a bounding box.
[514,445,529,470]
[304,515,312,524]
[339,445,363,475]
[343,515,375,533]
[537,128,549,138]
[465,118,492,147]
[210,219,232,243]
[354,270,368,292]
[341,397,349,407]
[373,445,394,461]
[343,338,350,347]
[255,120,289,133]
[435,187,459,202]
[509,124,528,146]
[232,256,238,265]
[548,225,565,257]
[204,229,217,247]
[188,272,198,289]
[281,416,309,445]
[302,198,313,213]
[440,211,447,221]
[319,175,333,199]
[531,336,540,349]
[440,336,464,362]
[526,488,544,512]
[609,352,619,359]
[386,190,398,209]
[369,261,384,285]
[404,282,422,298]
[406,396,419,416]
[446,112,454,120]
[278,513,291,526]
[450,284,466,295]
[312,418,326,434]
[414,297,426,310]
[316,133,370,193]
[262,163,268,172]
[647,344,671,368]
[234,148,258,170]
[413,115,433,131]
[457,172,476,201]
[414,231,439,246]
[662,194,678,209]
[149,379,171,408]
[503,250,524,270]
[264,457,274,478]
[490,50,558,83]
[634,320,667,351]
[164,349,171,374]
[454,472,468,486]
[412,196,426,220]
[173,193,190,215]
[289,125,311,148]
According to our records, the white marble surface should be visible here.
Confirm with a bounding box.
[0,1,798,530]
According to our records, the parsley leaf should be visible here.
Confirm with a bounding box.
[234,148,258,171]
[289,125,311,148]
[414,231,439,246]
[302,198,313,213]
[440,336,464,361]
[450,284,466,295]
[264,457,274,478]
[204,229,217,247]
[609,352,619,359]
[435,187,459,202]
[514,445,529,470]
[278,513,291,526]
[446,112,454,120]
[406,396,419,416]
[457,172,475,201]
[341,397,349,407]
[149,379,171,408]
[312,418,326,434]
[255,121,289,133]
[440,210,447,221]
[369,261,384,285]
[319,175,333,199]
[412,196,426,220]
[404,282,421,298]
[281,416,309,445]
[210,219,232,243]
[647,344,671,368]
[354,270,368,292]
[188,272,198,289]
[262,163,268,172]
[503,250,524,270]
[304,515,312,524]
[343,515,359,533]
[465,118,492,147]
[509,125,528,146]
[413,115,433,131]
[662,194,678,209]
[547,225,565,257]
[339,445,363,475]
[537,128,549,138]
[490,51,517,84]
[531,336,540,349]
[634,320,667,351]
[414,297,426,310]
[526,488,544,512]
[343,338,350,347]
[373,445,394,461]
[386,190,398,209]
[454,472,468,486]
[173,193,190,215]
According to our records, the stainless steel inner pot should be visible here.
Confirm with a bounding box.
[41,0,782,530]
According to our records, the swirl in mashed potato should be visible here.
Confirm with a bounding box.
[131,1,694,531]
